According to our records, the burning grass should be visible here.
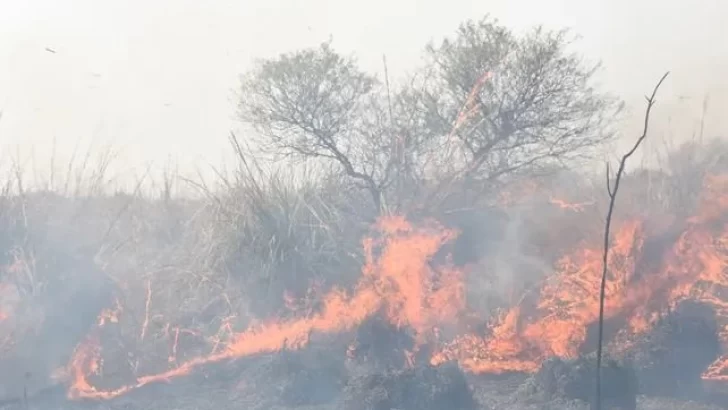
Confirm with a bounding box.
[0,138,727,408]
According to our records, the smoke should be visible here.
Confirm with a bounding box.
[0,131,726,407]
[438,170,598,322]
[0,193,116,402]
[444,204,550,319]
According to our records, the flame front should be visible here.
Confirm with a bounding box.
[434,174,728,378]
[4,173,728,401]
[67,216,465,399]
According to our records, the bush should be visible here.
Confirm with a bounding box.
[342,362,477,410]
[520,354,638,410]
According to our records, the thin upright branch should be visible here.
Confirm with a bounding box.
[382,54,396,213]
[594,71,669,410]
[382,54,394,129]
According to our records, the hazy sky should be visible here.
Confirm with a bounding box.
[0,0,726,185]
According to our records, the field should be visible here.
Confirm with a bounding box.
[1,137,728,409]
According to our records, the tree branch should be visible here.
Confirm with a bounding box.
[594,71,669,410]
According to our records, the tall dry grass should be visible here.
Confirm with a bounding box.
[0,133,725,394]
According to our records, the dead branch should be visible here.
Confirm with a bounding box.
[594,71,669,410]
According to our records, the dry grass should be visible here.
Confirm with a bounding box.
[0,137,727,408]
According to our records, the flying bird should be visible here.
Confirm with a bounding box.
[44,47,56,54]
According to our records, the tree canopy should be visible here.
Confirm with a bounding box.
[238,16,623,214]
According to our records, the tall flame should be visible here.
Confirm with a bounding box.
[433,174,728,379]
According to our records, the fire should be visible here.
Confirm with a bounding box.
[0,284,16,352]
[433,173,728,379]
[4,172,728,401]
[432,219,645,371]
[97,299,122,326]
[0,284,9,322]
[66,216,466,399]
[549,197,595,212]
[451,71,493,135]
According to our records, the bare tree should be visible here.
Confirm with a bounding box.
[417,17,623,203]
[237,17,623,214]
[238,41,390,212]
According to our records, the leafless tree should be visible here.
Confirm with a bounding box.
[417,17,624,206]
[239,41,388,212]
[237,16,624,214]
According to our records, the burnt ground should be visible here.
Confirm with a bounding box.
[3,302,728,410]
[2,357,727,410]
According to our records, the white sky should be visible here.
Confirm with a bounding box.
[0,0,726,186]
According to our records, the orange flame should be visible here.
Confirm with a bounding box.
[67,216,466,399]
[31,172,728,399]
[549,197,595,212]
[433,174,728,379]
